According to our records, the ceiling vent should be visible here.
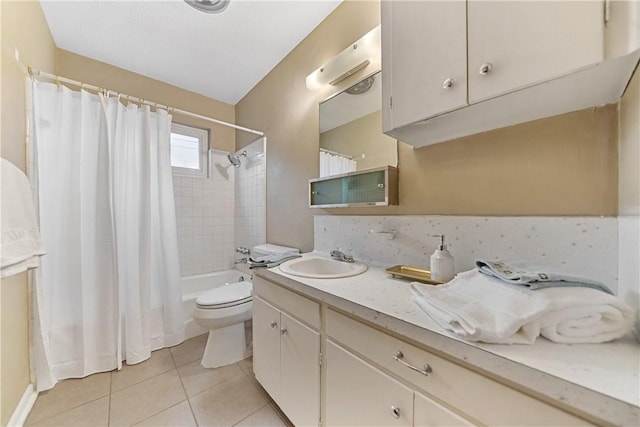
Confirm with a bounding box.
[184,0,230,14]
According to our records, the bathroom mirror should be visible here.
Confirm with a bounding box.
[319,71,397,178]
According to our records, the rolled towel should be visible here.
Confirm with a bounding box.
[411,269,635,345]
[535,287,635,344]
[410,270,550,344]
[475,259,613,295]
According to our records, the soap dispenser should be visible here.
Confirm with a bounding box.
[430,234,455,282]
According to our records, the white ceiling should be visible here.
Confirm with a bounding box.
[40,0,342,105]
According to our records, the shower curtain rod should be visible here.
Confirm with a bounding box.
[320,147,354,160]
[27,67,265,137]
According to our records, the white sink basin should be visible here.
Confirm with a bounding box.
[279,256,368,279]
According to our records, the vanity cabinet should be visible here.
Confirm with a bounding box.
[253,278,320,427]
[326,309,594,427]
[382,0,638,147]
[254,275,599,426]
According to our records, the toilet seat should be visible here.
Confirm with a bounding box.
[195,282,252,309]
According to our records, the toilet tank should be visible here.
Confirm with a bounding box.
[252,244,300,257]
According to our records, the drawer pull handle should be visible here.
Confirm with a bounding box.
[393,351,432,376]
[280,328,288,335]
[270,321,278,329]
[390,405,401,419]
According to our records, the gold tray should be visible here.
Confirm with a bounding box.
[386,265,443,285]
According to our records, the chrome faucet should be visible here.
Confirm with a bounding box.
[330,249,354,263]
[235,247,250,255]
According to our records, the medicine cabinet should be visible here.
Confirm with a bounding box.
[309,165,398,208]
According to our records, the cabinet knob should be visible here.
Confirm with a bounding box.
[478,63,493,75]
[442,78,455,89]
[280,328,287,335]
[390,405,401,419]
[270,321,278,329]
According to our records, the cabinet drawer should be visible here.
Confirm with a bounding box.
[254,277,320,329]
[326,309,593,426]
[326,340,413,427]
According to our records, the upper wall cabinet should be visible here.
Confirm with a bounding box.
[382,1,468,130]
[382,0,640,147]
[466,1,603,104]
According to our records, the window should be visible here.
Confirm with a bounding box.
[170,123,209,177]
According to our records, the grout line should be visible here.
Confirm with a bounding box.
[231,401,271,426]
[111,349,176,394]
[131,400,191,427]
[172,348,200,426]
[28,372,115,425]
[107,371,113,426]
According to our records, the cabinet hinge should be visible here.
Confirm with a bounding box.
[604,0,610,25]
[389,95,393,110]
[318,351,322,366]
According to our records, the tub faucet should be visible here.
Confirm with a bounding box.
[330,249,354,263]
[234,257,248,265]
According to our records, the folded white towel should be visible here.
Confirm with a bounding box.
[410,270,550,344]
[536,287,635,344]
[411,269,635,345]
[1,159,46,277]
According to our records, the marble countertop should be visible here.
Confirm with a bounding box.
[255,252,640,426]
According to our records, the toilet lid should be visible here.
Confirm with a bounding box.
[196,282,253,307]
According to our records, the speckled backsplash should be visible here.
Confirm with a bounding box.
[314,215,619,293]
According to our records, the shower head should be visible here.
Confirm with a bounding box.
[227,150,247,168]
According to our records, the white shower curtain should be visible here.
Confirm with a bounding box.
[32,81,183,391]
[319,150,356,177]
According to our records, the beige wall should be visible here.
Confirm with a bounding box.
[56,50,237,153]
[1,1,56,424]
[619,70,640,215]
[236,0,619,252]
[320,110,397,171]
[236,1,381,251]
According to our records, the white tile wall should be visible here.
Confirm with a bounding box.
[235,139,266,256]
[173,140,266,277]
[314,215,620,293]
[173,151,236,276]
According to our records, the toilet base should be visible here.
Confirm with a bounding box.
[201,322,251,368]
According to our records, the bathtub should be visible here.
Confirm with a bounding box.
[181,269,252,340]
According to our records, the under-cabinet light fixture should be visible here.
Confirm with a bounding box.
[306,25,381,91]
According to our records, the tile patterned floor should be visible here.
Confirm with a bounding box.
[25,334,293,427]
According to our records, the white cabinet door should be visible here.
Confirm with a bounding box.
[325,340,413,427]
[252,296,281,402]
[279,312,320,427]
[382,0,467,131]
[467,0,604,103]
[414,391,475,427]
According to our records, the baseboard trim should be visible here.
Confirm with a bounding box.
[7,383,38,426]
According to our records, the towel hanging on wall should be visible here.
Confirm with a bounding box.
[1,158,46,277]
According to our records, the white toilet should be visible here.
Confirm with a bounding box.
[192,244,299,368]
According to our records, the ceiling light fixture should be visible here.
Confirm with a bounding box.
[306,25,381,91]
[345,75,375,95]
[184,0,230,14]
